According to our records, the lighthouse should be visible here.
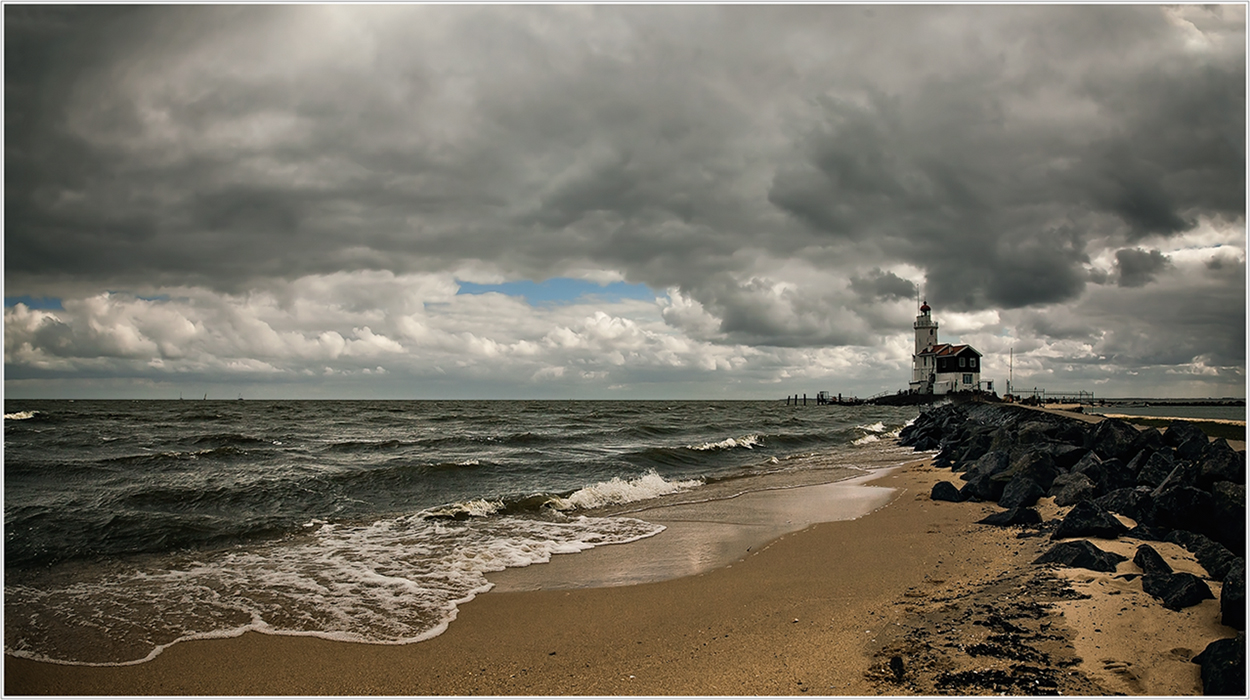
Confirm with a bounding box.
[909,300,982,395]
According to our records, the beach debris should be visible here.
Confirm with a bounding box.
[1193,633,1246,696]
[1050,500,1129,541]
[929,481,964,502]
[1222,558,1245,630]
[1034,540,1127,573]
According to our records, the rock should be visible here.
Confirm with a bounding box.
[954,428,996,466]
[1143,571,1215,610]
[977,507,1042,527]
[1055,423,1093,449]
[1052,500,1129,541]
[1210,482,1246,555]
[1149,485,1215,537]
[930,481,965,502]
[1193,634,1245,696]
[1069,449,1103,475]
[959,450,1012,502]
[1126,524,1170,541]
[1223,559,1245,630]
[889,655,905,681]
[1075,456,1136,495]
[1017,421,1058,445]
[1201,438,1245,490]
[1151,460,1202,498]
[1050,472,1097,507]
[1133,544,1173,575]
[993,451,1060,492]
[1095,486,1153,521]
[1165,420,1208,448]
[1176,436,1209,463]
[1035,540,1127,573]
[1135,451,1177,489]
[998,476,1045,509]
[1168,530,1239,581]
[1089,418,1141,461]
[1129,427,1166,457]
[1048,443,1090,471]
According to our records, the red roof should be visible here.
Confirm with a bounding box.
[917,343,981,358]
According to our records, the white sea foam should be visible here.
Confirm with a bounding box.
[4,512,665,666]
[4,411,38,420]
[688,434,762,451]
[545,470,702,511]
[852,421,903,446]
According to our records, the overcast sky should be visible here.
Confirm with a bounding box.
[5,4,1245,400]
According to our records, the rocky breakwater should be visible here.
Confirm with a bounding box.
[901,401,1245,695]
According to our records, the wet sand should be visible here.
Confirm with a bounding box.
[6,456,1236,695]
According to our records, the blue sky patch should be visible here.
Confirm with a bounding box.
[5,296,63,310]
[456,278,655,305]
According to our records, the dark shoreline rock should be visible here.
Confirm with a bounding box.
[1035,540,1127,573]
[1194,634,1246,696]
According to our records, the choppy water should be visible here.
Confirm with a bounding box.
[4,399,919,665]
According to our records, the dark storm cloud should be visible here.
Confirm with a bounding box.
[5,4,1245,363]
[1114,248,1171,288]
[849,269,917,302]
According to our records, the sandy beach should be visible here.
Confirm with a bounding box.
[7,434,1238,696]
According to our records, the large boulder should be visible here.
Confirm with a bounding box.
[992,451,1060,493]
[1089,418,1142,461]
[1210,482,1246,555]
[1054,422,1093,449]
[1149,485,1216,537]
[1035,540,1127,573]
[959,450,1012,502]
[1050,472,1097,507]
[1200,438,1246,490]
[930,481,965,502]
[1133,544,1173,576]
[1165,420,1208,448]
[1095,486,1154,521]
[1142,572,1214,610]
[998,476,1045,509]
[977,507,1042,527]
[1223,558,1245,630]
[1151,460,1203,497]
[1135,451,1177,489]
[1052,500,1129,541]
[1176,436,1209,463]
[1193,634,1245,696]
[1075,456,1136,495]
[1129,427,1166,457]
[1169,530,1239,581]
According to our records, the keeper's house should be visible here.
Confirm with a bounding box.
[909,301,982,395]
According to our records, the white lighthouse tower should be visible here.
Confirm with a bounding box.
[910,301,938,391]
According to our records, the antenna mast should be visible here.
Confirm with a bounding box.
[1008,347,1014,397]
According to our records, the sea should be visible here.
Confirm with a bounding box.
[3,399,921,666]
